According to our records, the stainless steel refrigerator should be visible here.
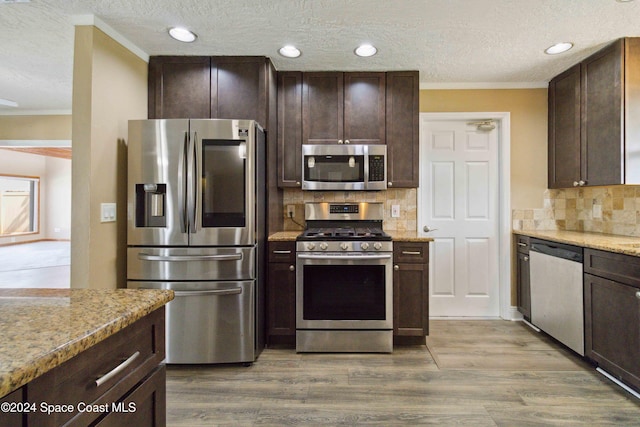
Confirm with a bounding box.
[126,119,265,364]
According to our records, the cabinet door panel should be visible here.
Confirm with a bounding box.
[582,40,624,186]
[386,71,419,188]
[517,252,531,320]
[344,72,385,144]
[394,263,428,336]
[548,64,581,189]
[148,57,211,119]
[267,262,296,337]
[584,273,640,389]
[277,72,303,187]
[302,72,344,144]
[213,57,267,126]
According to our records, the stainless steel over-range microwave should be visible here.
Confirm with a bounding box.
[301,144,387,191]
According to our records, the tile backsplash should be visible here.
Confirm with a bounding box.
[282,188,417,231]
[513,186,640,237]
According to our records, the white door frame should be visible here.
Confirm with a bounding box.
[418,112,515,320]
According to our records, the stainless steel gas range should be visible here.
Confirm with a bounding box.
[296,202,393,353]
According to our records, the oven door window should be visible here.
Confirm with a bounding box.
[201,140,246,227]
[303,264,386,320]
[304,155,364,183]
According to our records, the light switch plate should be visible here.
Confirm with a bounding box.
[391,204,400,218]
[101,203,116,223]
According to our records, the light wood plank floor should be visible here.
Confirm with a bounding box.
[166,320,640,426]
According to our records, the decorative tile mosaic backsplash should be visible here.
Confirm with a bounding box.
[512,186,640,237]
[282,188,417,231]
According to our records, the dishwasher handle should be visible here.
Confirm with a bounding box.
[530,239,583,263]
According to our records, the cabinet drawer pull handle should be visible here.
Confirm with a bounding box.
[289,265,295,271]
[517,242,528,247]
[636,291,640,299]
[573,181,579,187]
[394,265,399,271]
[402,251,421,255]
[95,351,140,387]
[273,250,292,254]
[579,180,586,186]
[524,256,529,261]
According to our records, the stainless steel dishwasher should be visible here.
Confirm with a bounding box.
[529,238,584,356]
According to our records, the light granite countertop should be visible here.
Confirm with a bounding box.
[268,231,434,242]
[0,288,174,398]
[514,230,640,257]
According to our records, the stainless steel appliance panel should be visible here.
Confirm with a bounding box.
[128,119,190,246]
[127,246,255,281]
[189,119,256,247]
[301,144,386,191]
[296,330,392,353]
[529,241,584,356]
[296,252,393,330]
[128,280,255,364]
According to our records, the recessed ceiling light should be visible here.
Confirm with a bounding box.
[355,44,377,57]
[0,98,18,107]
[545,42,574,55]
[279,45,301,58]
[168,27,197,43]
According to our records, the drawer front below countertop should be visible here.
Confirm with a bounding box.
[26,308,165,427]
[394,242,429,264]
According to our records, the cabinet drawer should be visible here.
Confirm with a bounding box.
[27,308,165,427]
[393,242,429,264]
[515,235,530,254]
[268,241,296,263]
[584,249,640,289]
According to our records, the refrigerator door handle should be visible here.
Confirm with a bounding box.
[137,253,243,262]
[178,131,189,233]
[188,131,199,234]
[173,288,243,297]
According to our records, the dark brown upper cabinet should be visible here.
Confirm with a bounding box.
[148,56,212,119]
[386,71,419,188]
[148,56,271,128]
[277,71,303,187]
[548,38,640,188]
[302,72,385,145]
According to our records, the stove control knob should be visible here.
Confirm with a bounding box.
[319,242,328,250]
[373,242,382,250]
[307,243,316,250]
[361,242,370,250]
[340,242,349,251]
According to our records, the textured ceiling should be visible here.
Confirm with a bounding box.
[1,0,640,114]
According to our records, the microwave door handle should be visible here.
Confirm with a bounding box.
[178,131,189,233]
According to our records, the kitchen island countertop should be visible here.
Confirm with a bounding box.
[514,229,640,257]
[0,288,174,398]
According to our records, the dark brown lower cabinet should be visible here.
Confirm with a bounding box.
[266,241,297,346]
[584,248,640,391]
[0,388,24,427]
[393,242,429,344]
[515,234,531,320]
[4,308,167,427]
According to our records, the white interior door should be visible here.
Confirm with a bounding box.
[420,117,500,317]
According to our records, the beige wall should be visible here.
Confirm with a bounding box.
[420,89,548,210]
[71,26,147,289]
[0,115,72,140]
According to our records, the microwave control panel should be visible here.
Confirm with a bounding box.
[369,156,385,182]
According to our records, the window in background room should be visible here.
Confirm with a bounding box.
[0,175,39,236]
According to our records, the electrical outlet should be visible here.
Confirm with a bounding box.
[287,205,295,218]
[391,204,400,218]
[101,203,117,223]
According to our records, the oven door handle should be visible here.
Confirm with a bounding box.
[297,254,392,260]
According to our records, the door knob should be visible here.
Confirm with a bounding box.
[289,265,295,272]
[423,226,438,233]
[524,256,529,262]
[394,265,399,271]
[573,181,579,187]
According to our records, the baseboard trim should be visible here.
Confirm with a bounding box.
[0,238,70,247]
